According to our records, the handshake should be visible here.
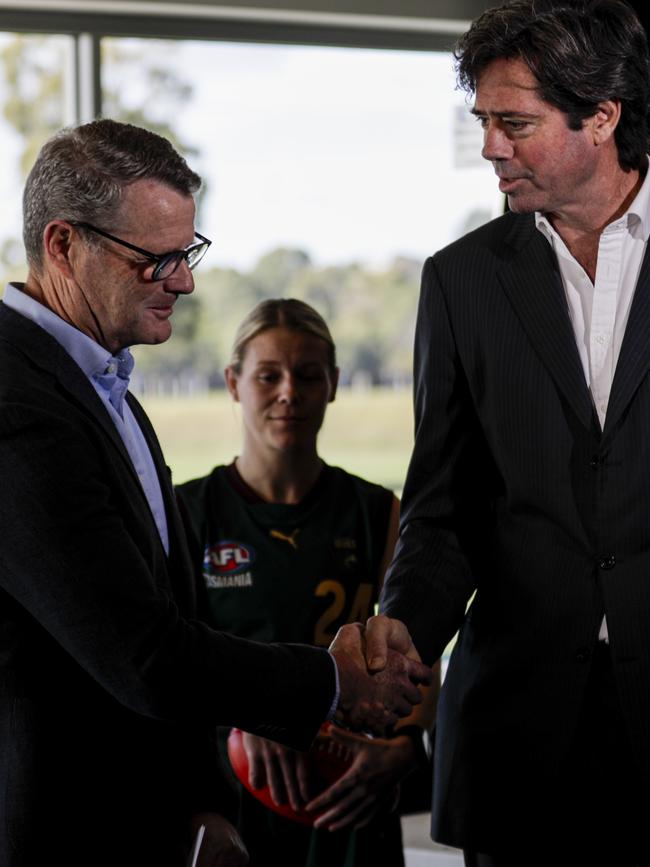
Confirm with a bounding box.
[328,614,432,734]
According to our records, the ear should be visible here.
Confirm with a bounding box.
[589,100,621,146]
[225,366,240,402]
[42,221,76,278]
[328,367,340,403]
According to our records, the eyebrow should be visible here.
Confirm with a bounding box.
[255,360,322,366]
[471,108,540,119]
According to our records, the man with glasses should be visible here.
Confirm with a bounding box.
[70,221,211,279]
[0,119,430,867]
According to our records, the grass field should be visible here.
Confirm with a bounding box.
[141,386,415,491]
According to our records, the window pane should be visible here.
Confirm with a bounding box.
[102,37,499,487]
[0,33,74,285]
[102,38,498,270]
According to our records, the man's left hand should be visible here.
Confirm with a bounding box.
[306,727,417,831]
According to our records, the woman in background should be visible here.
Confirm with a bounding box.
[177,298,437,867]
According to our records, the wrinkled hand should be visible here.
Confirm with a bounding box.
[365,614,423,672]
[307,727,417,831]
[242,732,313,810]
[190,813,248,867]
[329,621,432,734]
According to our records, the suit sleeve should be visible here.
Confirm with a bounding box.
[380,256,495,665]
[0,400,335,750]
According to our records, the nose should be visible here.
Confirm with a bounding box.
[277,374,299,404]
[164,258,194,295]
[481,120,515,162]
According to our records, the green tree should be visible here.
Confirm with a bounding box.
[0,34,422,388]
[0,34,201,276]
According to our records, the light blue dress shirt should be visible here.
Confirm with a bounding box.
[3,282,169,554]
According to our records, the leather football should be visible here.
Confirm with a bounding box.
[227,724,353,825]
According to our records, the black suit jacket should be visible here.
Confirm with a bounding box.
[381,211,650,850]
[0,303,335,867]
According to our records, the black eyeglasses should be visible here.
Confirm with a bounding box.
[70,221,211,281]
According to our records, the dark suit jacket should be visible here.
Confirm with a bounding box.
[381,211,650,851]
[0,303,335,867]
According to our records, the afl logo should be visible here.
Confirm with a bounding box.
[205,541,255,575]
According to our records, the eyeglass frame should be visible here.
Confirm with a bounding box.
[69,220,211,281]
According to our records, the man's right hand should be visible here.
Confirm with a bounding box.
[329,620,432,733]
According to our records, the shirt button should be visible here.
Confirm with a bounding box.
[598,555,616,570]
[595,334,606,345]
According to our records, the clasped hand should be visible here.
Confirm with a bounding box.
[328,614,431,734]
[238,617,429,834]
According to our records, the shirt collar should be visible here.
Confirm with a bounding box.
[535,157,650,244]
[2,282,134,379]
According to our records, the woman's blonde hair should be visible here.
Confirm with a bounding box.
[229,298,337,375]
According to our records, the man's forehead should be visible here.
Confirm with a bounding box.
[116,179,196,239]
[119,178,195,211]
[477,56,539,83]
[473,58,545,114]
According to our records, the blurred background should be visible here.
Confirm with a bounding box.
[0,0,503,492]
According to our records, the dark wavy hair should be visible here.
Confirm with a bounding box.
[23,119,202,270]
[455,0,650,171]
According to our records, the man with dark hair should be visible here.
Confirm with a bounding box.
[0,119,431,867]
[455,0,649,172]
[367,0,650,864]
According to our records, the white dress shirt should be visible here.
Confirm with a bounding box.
[535,162,650,639]
[535,165,650,429]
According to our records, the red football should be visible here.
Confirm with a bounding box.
[227,724,354,825]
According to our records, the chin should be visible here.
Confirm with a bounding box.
[270,435,311,453]
[272,438,301,451]
[506,194,540,214]
[139,326,173,346]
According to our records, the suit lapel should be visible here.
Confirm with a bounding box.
[53,351,143,482]
[603,245,650,441]
[0,303,196,609]
[496,216,597,433]
[126,392,196,613]
[56,357,194,609]
[0,304,143,484]
[125,391,180,533]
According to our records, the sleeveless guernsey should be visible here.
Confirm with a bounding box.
[177,463,404,867]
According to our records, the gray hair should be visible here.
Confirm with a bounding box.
[23,118,202,270]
